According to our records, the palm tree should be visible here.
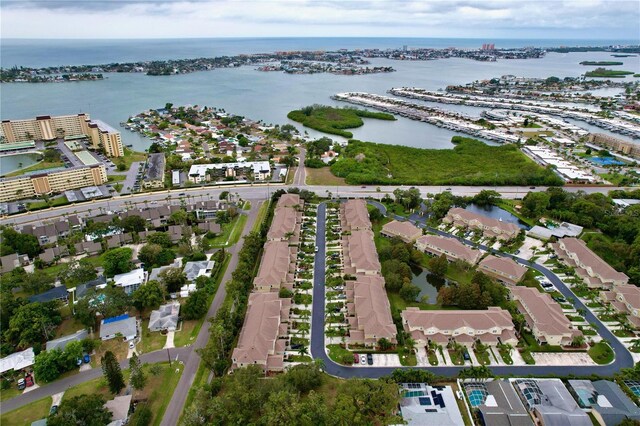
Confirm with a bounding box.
[297,346,308,357]
[571,335,586,348]
[405,337,416,354]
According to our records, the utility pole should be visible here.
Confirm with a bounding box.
[167,348,172,367]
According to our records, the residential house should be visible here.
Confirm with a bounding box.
[510,286,581,346]
[105,394,132,426]
[342,230,381,275]
[473,380,534,426]
[380,220,422,243]
[187,161,271,183]
[443,207,520,240]
[479,255,528,286]
[0,253,29,274]
[527,222,583,241]
[231,292,290,372]
[148,303,180,332]
[400,383,465,426]
[345,275,397,346]
[38,246,69,264]
[276,193,301,208]
[197,221,221,234]
[46,330,88,351]
[183,260,215,282]
[340,199,371,231]
[401,307,517,347]
[28,285,69,304]
[99,315,137,341]
[600,284,640,328]
[75,276,107,300]
[74,241,102,256]
[268,206,302,242]
[513,379,591,426]
[112,268,146,294]
[253,241,296,292]
[554,238,629,289]
[0,348,35,375]
[591,380,640,426]
[415,235,482,265]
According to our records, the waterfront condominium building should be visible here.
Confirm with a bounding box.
[380,220,422,243]
[478,255,528,286]
[415,234,482,265]
[0,164,108,202]
[0,113,123,157]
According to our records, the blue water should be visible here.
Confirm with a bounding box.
[2,37,638,68]
[588,156,626,166]
[465,204,530,229]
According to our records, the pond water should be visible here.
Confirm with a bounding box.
[0,152,42,176]
[465,203,530,229]
[410,265,449,305]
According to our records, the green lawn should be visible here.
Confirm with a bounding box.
[116,148,147,171]
[0,387,21,402]
[474,349,491,365]
[207,214,248,248]
[6,160,64,177]
[252,201,269,233]
[181,362,210,422]
[288,105,395,138]
[0,396,52,426]
[327,344,353,365]
[589,342,614,364]
[27,195,69,210]
[107,174,127,182]
[330,138,564,186]
[139,319,167,354]
[130,363,184,426]
[448,350,464,365]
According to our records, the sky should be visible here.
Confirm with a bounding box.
[1,0,639,40]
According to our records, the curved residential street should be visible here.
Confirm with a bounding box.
[310,201,634,379]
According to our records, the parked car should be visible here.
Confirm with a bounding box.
[76,358,82,366]
[17,378,25,390]
[463,351,470,361]
[360,355,367,365]
[367,353,373,365]
[83,354,91,364]
[315,246,319,253]
[25,375,34,387]
[129,341,135,349]
[353,353,360,364]
[50,405,58,415]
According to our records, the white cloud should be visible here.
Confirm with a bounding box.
[1,0,638,39]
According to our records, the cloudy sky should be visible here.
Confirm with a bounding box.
[1,0,639,39]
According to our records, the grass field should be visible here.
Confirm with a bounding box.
[27,195,70,210]
[130,363,184,426]
[288,105,395,138]
[585,68,635,78]
[306,166,347,186]
[207,214,248,247]
[330,138,564,186]
[0,396,52,426]
[181,362,209,422]
[252,201,269,233]
[589,342,615,364]
[117,148,147,171]
[139,319,167,354]
[5,160,64,177]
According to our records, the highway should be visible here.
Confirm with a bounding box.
[309,201,634,379]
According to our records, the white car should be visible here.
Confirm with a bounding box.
[129,341,135,349]
[360,354,367,365]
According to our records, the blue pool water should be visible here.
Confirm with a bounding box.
[467,389,488,407]
[589,156,625,166]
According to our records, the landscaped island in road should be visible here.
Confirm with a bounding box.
[287,105,396,138]
[329,137,564,186]
[585,68,635,78]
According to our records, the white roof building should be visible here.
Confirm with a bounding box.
[0,348,35,374]
[113,268,146,295]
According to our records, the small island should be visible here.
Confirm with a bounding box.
[585,68,635,78]
[579,61,624,66]
[287,105,395,138]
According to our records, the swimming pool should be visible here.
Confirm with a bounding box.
[464,384,489,407]
[589,156,625,166]
[404,390,425,398]
[625,380,640,397]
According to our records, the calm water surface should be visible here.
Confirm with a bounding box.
[2,38,639,151]
[0,153,41,175]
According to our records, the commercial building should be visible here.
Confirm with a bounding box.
[510,286,581,346]
[401,307,517,347]
[588,133,640,159]
[253,241,296,292]
[554,238,629,289]
[380,220,422,243]
[600,284,640,328]
[479,255,528,286]
[231,292,290,372]
[513,379,591,426]
[443,207,520,240]
[340,199,371,231]
[187,161,271,183]
[346,275,397,346]
[466,380,534,426]
[142,153,165,189]
[415,234,482,265]
[0,164,108,202]
[0,113,123,157]
[399,383,465,426]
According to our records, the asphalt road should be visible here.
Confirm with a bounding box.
[309,201,634,379]
[160,201,263,426]
[293,148,306,186]
[3,183,627,229]
[0,347,191,414]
